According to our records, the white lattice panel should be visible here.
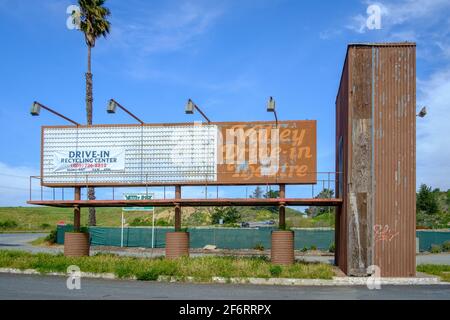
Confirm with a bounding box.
[42,125,217,185]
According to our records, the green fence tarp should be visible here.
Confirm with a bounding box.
[56,225,333,250]
[417,230,450,251]
[57,225,73,244]
[56,225,450,251]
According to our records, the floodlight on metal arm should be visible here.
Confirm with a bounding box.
[30,101,80,126]
[185,99,211,124]
[107,99,145,125]
[266,96,278,127]
[416,106,427,118]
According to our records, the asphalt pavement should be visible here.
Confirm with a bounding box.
[0,233,450,300]
[0,273,449,300]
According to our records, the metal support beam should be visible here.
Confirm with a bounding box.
[174,185,181,231]
[108,99,145,125]
[31,101,80,126]
[194,105,211,124]
[74,187,81,232]
[279,184,286,229]
[27,197,343,208]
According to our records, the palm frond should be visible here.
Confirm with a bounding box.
[78,0,111,47]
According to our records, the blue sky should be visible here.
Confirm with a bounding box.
[0,0,449,206]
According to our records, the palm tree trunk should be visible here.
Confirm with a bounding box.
[86,45,93,124]
[86,45,96,226]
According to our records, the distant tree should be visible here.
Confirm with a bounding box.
[263,189,280,213]
[223,207,241,224]
[417,184,439,215]
[211,208,223,224]
[211,207,241,224]
[305,188,335,218]
[264,189,280,199]
[250,186,264,199]
[446,190,450,208]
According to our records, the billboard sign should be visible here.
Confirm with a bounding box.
[41,121,316,186]
[52,148,125,173]
[122,193,154,212]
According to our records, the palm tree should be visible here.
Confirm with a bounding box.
[76,0,111,226]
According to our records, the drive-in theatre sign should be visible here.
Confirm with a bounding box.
[41,120,316,186]
[31,43,418,278]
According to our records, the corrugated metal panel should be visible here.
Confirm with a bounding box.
[372,44,416,277]
[336,43,416,277]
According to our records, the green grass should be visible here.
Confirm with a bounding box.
[417,264,450,282]
[0,250,334,281]
[286,211,335,228]
[237,207,278,222]
[0,207,165,231]
[28,237,49,246]
[0,206,335,231]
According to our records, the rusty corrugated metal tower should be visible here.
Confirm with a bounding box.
[335,43,416,277]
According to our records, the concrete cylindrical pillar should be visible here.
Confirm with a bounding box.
[64,232,90,257]
[271,230,294,265]
[165,232,189,259]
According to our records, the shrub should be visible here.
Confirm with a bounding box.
[130,217,150,226]
[45,229,57,244]
[328,243,335,253]
[430,244,442,254]
[301,246,308,252]
[130,217,170,227]
[155,219,170,227]
[79,226,89,233]
[310,245,317,251]
[269,265,282,277]
[443,241,450,252]
[211,207,241,224]
[136,269,159,281]
[0,220,18,229]
[253,243,264,251]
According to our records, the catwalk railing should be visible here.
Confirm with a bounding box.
[27,172,342,207]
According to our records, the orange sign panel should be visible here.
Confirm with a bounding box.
[216,120,316,184]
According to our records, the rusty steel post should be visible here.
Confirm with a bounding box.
[166,185,189,259]
[174,185,181,231]
[74,187,81,232]
[279,184,286,229]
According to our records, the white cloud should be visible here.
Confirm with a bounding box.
[417,69,450,190]
[347,0,450,34]
[346,14,370,34]
[109,1,225,55]
[339,0,450,190]
[378,0,450,26]
[387,30,417,42]
[99,1,244,90]
[0,162,39,206]
[319,29,343,40]
[435,41,450,59]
